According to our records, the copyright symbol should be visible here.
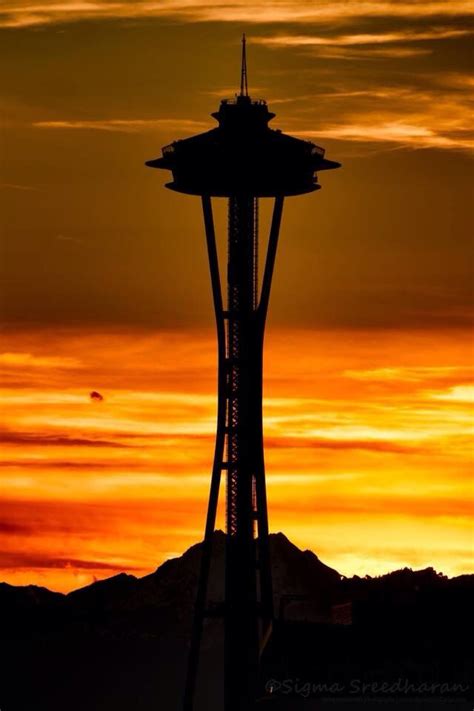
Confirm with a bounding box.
[265,678,281,694]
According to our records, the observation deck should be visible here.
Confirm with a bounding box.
[146,93,340,197]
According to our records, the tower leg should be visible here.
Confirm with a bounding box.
[183,197,226,711]
[255,195,284,639]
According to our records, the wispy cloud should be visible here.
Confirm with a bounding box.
[314,46,433,59]
[254,27,472,48]
[265,435,426,454]
[1,0,473,29]
[0,430,129,448]
[0,352,81,368]
[0,550,141,571]
[33,118,209,133]
[344,365,473,383]
[290,80,474,152]
[253,27,472,60]
[0,183,41,191]
[302,121,474,151]
[429,385,474,403]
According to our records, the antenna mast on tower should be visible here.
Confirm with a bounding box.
[240,33,248,97]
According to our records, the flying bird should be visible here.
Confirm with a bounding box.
[89,391,104,402]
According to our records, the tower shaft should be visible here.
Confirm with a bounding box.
[226,196,259,541]
[183,195,283,711]
[225,196,261,709]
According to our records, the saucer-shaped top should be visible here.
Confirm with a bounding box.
[146,95,340,197]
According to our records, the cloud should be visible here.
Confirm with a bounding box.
[305,122,474,150]
[0,1,473,28]
[304,121,465,144]
[295,75,474,151]
[254,27,472,48]
[0,352,81,368]
[0,551,141,571]
[271,494,474,518]
[0,521,32,534]
[265,436,425,454]
[0,459,129,469]
[295,82,474,151]
[314,46,432,59]
[344,366,473,383]
[33,118,210,133]
[253,27,473,59]
[0,183,41,191]
[429,385,474,403]
[0,430,129,447]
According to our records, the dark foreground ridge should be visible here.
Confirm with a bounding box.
[1,533,472,711]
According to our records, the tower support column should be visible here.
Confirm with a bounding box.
[225,195,260,710]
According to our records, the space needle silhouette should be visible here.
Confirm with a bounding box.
[146,36,340,711]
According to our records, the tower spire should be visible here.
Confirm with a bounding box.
[240,33,248,97]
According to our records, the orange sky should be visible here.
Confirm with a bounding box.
[0,1,473,592]
[1,326,472,592]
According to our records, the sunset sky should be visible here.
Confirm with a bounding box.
[1,0,473,592]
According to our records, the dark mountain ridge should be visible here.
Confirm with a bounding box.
[1,532,472,711]
[1,531,471,633]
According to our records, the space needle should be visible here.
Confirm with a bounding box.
[146,35,340,711]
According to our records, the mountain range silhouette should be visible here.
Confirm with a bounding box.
[1,532,472,710]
